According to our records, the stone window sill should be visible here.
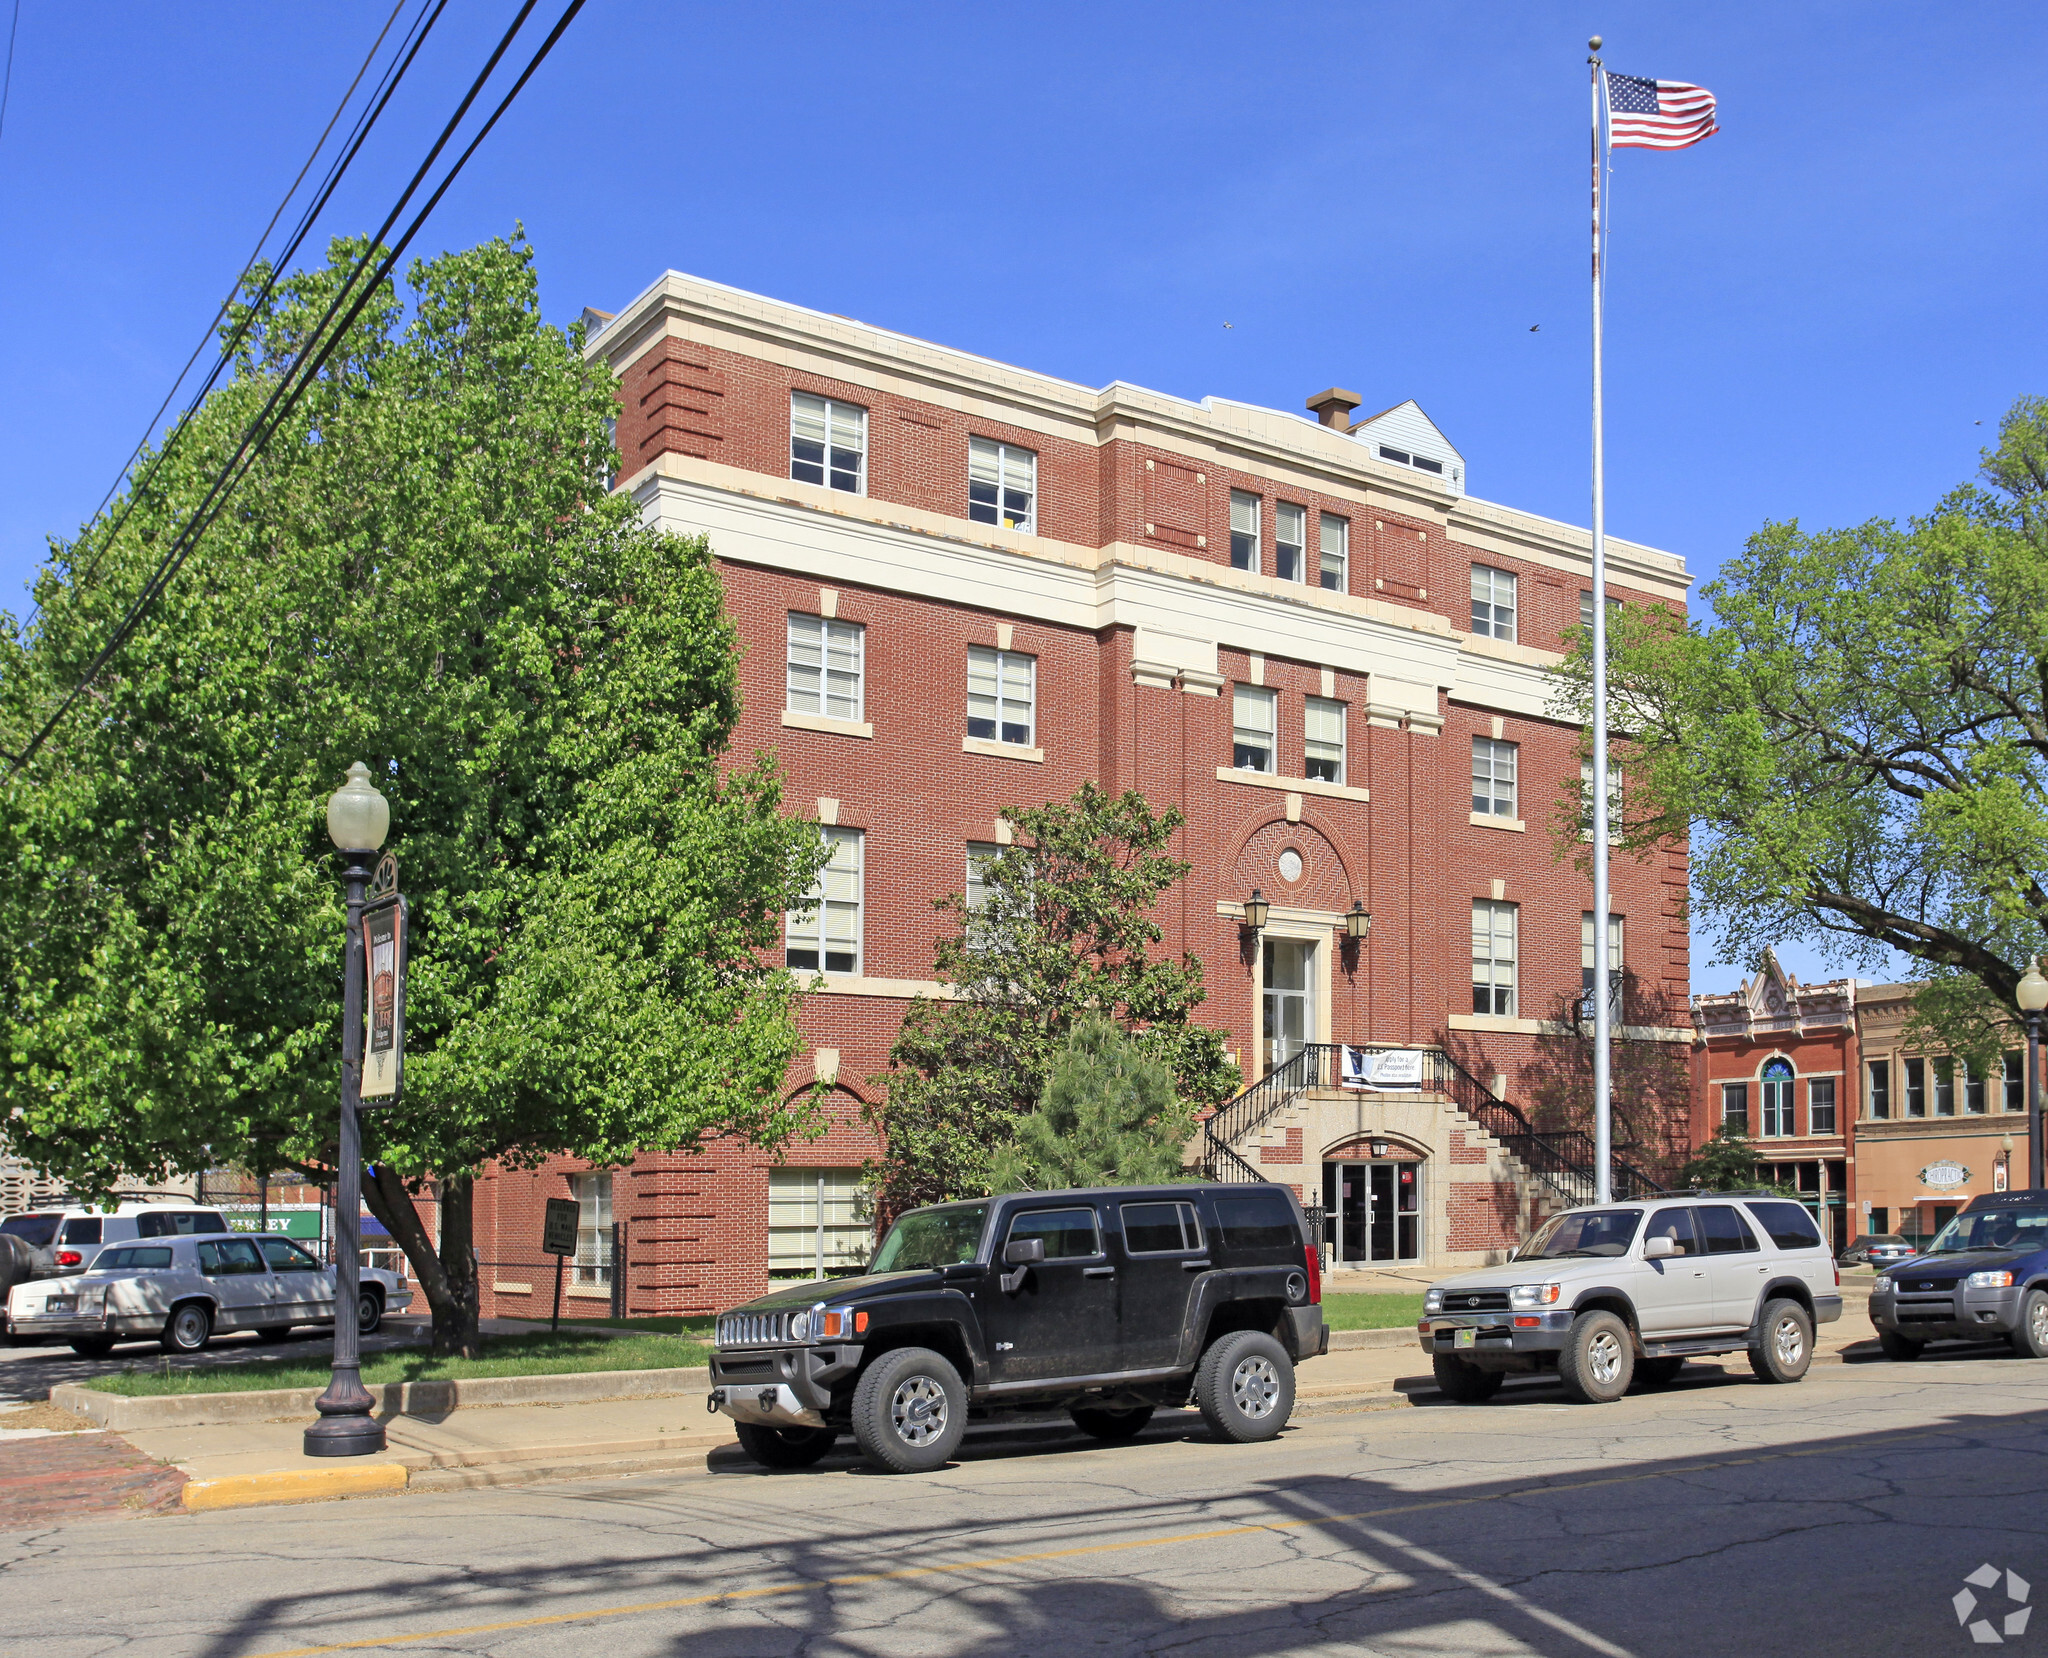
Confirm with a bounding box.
[782,709,873,739]
[962,736,1044,763]
[1214,766,1370,804]
[1470,811,1525,832]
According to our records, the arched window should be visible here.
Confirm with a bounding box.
[1760,1057,1795,1138]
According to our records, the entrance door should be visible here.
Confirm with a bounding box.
[1263,939,1315,1069]
[1323,1161,1422,1265]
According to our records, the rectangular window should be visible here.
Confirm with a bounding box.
[1867,1059,1891,1120]
[1274,502,1307,582]
[1230,490,1260,573]
[968,437,1036,532]
[1304,696,1345,783]
[1472,737,1517,817]
[967,646,1035,745]
[2007,1052,2026,1112]
[786,826,862,975]
[767,1167,870,1279]
[790,392,865,493]
[1808,1077,1837,1135]
[1580,911,1623,1021]
[1471,900,1517,1017]
[572,1172,612,1287]
[1471,565,1517,640]
[1722,1083,1750,1135]
[1005,1206,1103,1260]
[1120,1201,1203,1254]
[1578,590,1623,632]
[1319,512,1348,592]
[1580,759,1623,843]
[786,613,863,721]
[1903,1056,1926,1118]
[1965,1062,1988,1115]
[1934,1057,1956,1116]
[1232,684,1277,773]
[965,842,999,912]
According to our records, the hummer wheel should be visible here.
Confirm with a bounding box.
[1194,1330,1295,1442]
[851,1346,967,1473]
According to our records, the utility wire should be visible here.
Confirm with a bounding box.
[66,0,443,601]
[0,0,20,148]
[5,0,587,780]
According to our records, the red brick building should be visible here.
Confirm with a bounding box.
[467,272,1697,1317]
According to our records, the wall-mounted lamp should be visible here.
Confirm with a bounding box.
[1344,900,1372,942]
[1242,889,1270,932]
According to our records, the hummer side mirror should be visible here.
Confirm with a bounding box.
[1003,1238,1046,1266]
[1643,1235,1679,1261]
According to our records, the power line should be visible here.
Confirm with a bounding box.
[5,0,588,781]
[0,0,19,148]
[66,0,443,602]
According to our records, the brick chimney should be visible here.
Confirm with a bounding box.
[1305,387,1361,429]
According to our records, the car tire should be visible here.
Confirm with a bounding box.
[161,1302,212,1355]
[68,1338,115,1358]
[256,1327,296,1344]
[1634,1356,1686,1390]
[734,1422,839,1469]
[1070,1405,1155,1441]
[1878,1330,1923,1362]
[2010,1289,2048,1359]
[1195,1330,1296,1441]
[1431,1353,1506,1403]
[357,1290,383,1335]
[851,1346,967,1473]
[1556,1310,1634,1404]
[1748,1299,1813,1384]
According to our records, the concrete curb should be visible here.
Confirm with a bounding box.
[1327,1327,1416,1351]
[181,1463,408,1512]
[54,1365,711,1431]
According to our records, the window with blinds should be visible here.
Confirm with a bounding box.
[790,393,866,493]
[1304,696,1345,783]
[967,646,1035,745]
[768,1167,871,1279]
[968,438,1036,532]
[1233,685,1277,773]
[786,827,862,975]
[786,613,863,721]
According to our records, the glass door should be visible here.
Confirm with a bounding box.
[1323,1160,1422,1265]
[1263,939,1315,1069]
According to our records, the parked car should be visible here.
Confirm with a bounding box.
[1420,1194,1843,1404]
[1871,1191,2048,1360]
[707,1182,1327,1473]
[0,1199,231,1283]
[3,1232,411,1357]
[1838,1233,1914,1269]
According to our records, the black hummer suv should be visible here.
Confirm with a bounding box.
[708,1182,1327,1473]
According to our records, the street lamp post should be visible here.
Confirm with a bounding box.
[304,762,390,1458]
[2018,960,2048,1194]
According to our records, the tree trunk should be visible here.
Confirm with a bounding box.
[361,1163,482,1358]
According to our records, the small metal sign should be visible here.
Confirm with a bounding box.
[360,856,407,1102]
[542,1197,580,1257]
[1920,1160,1970,1192]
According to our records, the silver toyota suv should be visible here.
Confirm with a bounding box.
[1420,1193,1843,1403]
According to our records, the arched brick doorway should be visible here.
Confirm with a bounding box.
[1320,1135,1424,1265]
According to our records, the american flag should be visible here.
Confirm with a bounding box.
[1605,72,1717,150]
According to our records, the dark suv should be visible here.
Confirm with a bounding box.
[708,1182,1327,1473]
[1871,1190,2048,1360]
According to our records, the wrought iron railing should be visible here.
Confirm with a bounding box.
[1200,1041,1665,1210]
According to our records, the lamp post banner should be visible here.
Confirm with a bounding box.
[360,895,407,1100]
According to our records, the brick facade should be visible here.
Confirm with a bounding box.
[467,273,1696,1313]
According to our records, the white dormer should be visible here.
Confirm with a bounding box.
[1350,400,1465,496]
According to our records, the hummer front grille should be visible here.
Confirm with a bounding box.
[716,1310,796,1348]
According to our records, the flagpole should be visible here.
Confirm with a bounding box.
[1588,36,1613,1205]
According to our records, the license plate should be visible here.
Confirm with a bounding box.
[44,1298,73,1314]
[1455,1327,1476,1349]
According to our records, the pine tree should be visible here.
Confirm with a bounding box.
[991,1018,1196,1192]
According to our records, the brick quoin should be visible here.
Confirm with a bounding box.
[463,276,1695,1317]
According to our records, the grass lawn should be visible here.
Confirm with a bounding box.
[83,1330,710,1397]
[1321,1293,1426,1331]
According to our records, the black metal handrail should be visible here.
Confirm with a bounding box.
[1200,1040,1665,1210]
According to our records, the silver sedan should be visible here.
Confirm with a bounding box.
[4,1233,413,1357]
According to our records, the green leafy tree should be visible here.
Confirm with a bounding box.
[0,234,823,1353]
[989,1016,1195,1192]
[869,783,1237,1214]
[1677,1126,1766,1191]
[1553,395,2048,1066]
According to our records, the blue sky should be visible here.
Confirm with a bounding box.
[2,2,2041,993]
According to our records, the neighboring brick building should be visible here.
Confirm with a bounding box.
[468,272,1697,1316]
[1692,954,2034,1251]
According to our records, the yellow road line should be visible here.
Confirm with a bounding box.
[245,1412,2048,1658]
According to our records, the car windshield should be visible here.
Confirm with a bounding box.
[1925,1207,2048,1254]
[1514,1208,1643,1260]
[1,1214,61,1248]
[870,1204,989,1272]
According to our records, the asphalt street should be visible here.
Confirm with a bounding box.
[3,1345,2044,1658]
